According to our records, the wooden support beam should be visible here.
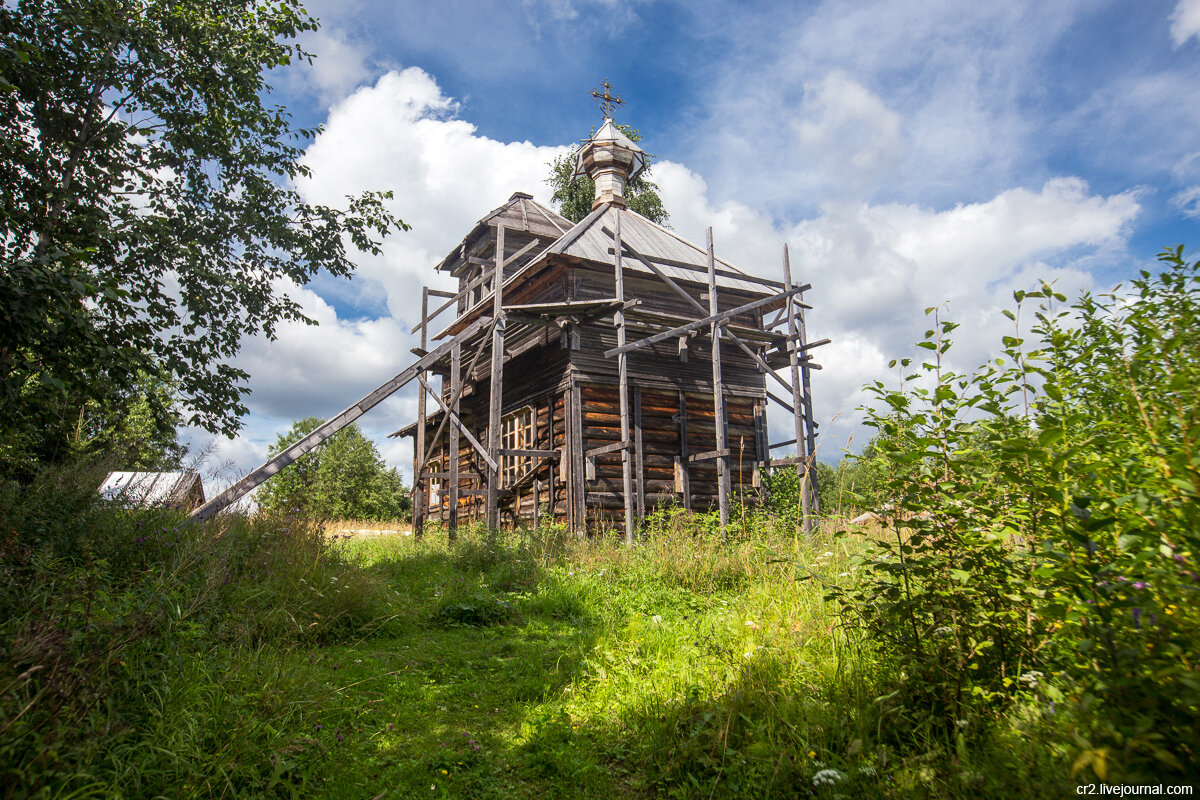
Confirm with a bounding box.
[418,376,497,473]
[427,289,456,299]
[769,456,813,468]
[634,386,645,522]
[689,448,730,463]
[568,380,586,536]
[448,342,461,540]
[769,438,798,450]
[766,390,796,415]
[498,448,560,459]
[613,214,635,545]
[676,391,691,510]
[615,238,801,398]
[190,315,492,520]
[783,245,815,537]
[486,225,506,530]
[708,228,730,536]
[415,318,495,477]
[413,286,429,538]
[603,238,790,290]
[584,440,629,459]
[602,287,804,359]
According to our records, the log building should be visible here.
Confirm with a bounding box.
[191,116,824,537]
[394,118,824,538]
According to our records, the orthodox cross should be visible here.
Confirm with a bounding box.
[589,80,624,118]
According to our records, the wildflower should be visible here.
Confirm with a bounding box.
[812,769,845,787]
[1132,607,1143,628]
[652,615,662,624]
[315,724,322,731]
[1018,671,1043,688]
[337,733,344,742]
[440,769,448,775]
[956,718,968,729]
[1165,605,1178,615]
[807,750,816,758]
[1133,581,1149,589]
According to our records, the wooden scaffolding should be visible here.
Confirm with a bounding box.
[191,217,825,538]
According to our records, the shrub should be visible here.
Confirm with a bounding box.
[830,247,1200,778]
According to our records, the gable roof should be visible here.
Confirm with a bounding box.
[99,471,205,508]
[436,192,571,277]
[544,204,773,294]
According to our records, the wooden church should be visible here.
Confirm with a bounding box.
[392,117,824,538]
[191,108,824,539]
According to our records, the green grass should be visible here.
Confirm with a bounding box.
[0,471,1131,798]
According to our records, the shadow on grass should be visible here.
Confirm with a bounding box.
[289,534,622,800]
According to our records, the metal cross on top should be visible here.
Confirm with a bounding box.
[590,80,624,118]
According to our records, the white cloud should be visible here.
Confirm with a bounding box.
[1173,186,1200,219]
[793,71,904,195]
[1171,0,1200,45]
[187,68,569,482]
[194,67,1142,488]
[650,163,1140,453]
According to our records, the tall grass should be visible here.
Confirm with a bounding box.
[0,459,1153,798]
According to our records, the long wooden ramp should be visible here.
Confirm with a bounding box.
[190,315,493,521]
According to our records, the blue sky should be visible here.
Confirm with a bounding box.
[186,0,1200,493]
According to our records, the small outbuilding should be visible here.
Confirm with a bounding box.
[99,471,207,511]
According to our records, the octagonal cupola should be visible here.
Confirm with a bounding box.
[574,117,647,210]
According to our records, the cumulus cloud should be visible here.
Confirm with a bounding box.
[188,68,568,484]
[1171,0,1200,45]
[650,163,1140,454]
[191,67,1142,487]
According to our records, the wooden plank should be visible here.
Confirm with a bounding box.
[569,380,586,535]
[448,342,461,539]
[602,288,803,359]
[412,286,429,538]
[486,225,506,530]
[769,438,798,450]
[634,386,645,521]
[708,228,730,535]
[617,238,800,397]
[783,244,813,536]
[603,237,793,291]
[677,391,691,510]
[585,440,628,459]
[416,318,495,476]
[190,315,492,520]
[498,448,560,458]
[689,448,730,463]
[614,214,635,545]
[427,289,456,299]
[419,376,497,473]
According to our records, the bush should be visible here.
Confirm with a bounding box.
[830,246,1200,779]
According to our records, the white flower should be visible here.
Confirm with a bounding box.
[933,626,952,637]
[812,768,846,787]
[823,551,834,558]
[330,577,338,583]
[1019,670,1044,687]
[956,718,968,729]
[651,615,662,624]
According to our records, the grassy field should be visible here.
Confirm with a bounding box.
[0,467,1095,799]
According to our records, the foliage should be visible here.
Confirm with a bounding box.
[830,246,1200,779]
[0,460,389,798]
[546,123,669,225]
[0,0,406,470]
[256,417,411,520]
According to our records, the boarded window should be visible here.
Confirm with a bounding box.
[501,406,535,485]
